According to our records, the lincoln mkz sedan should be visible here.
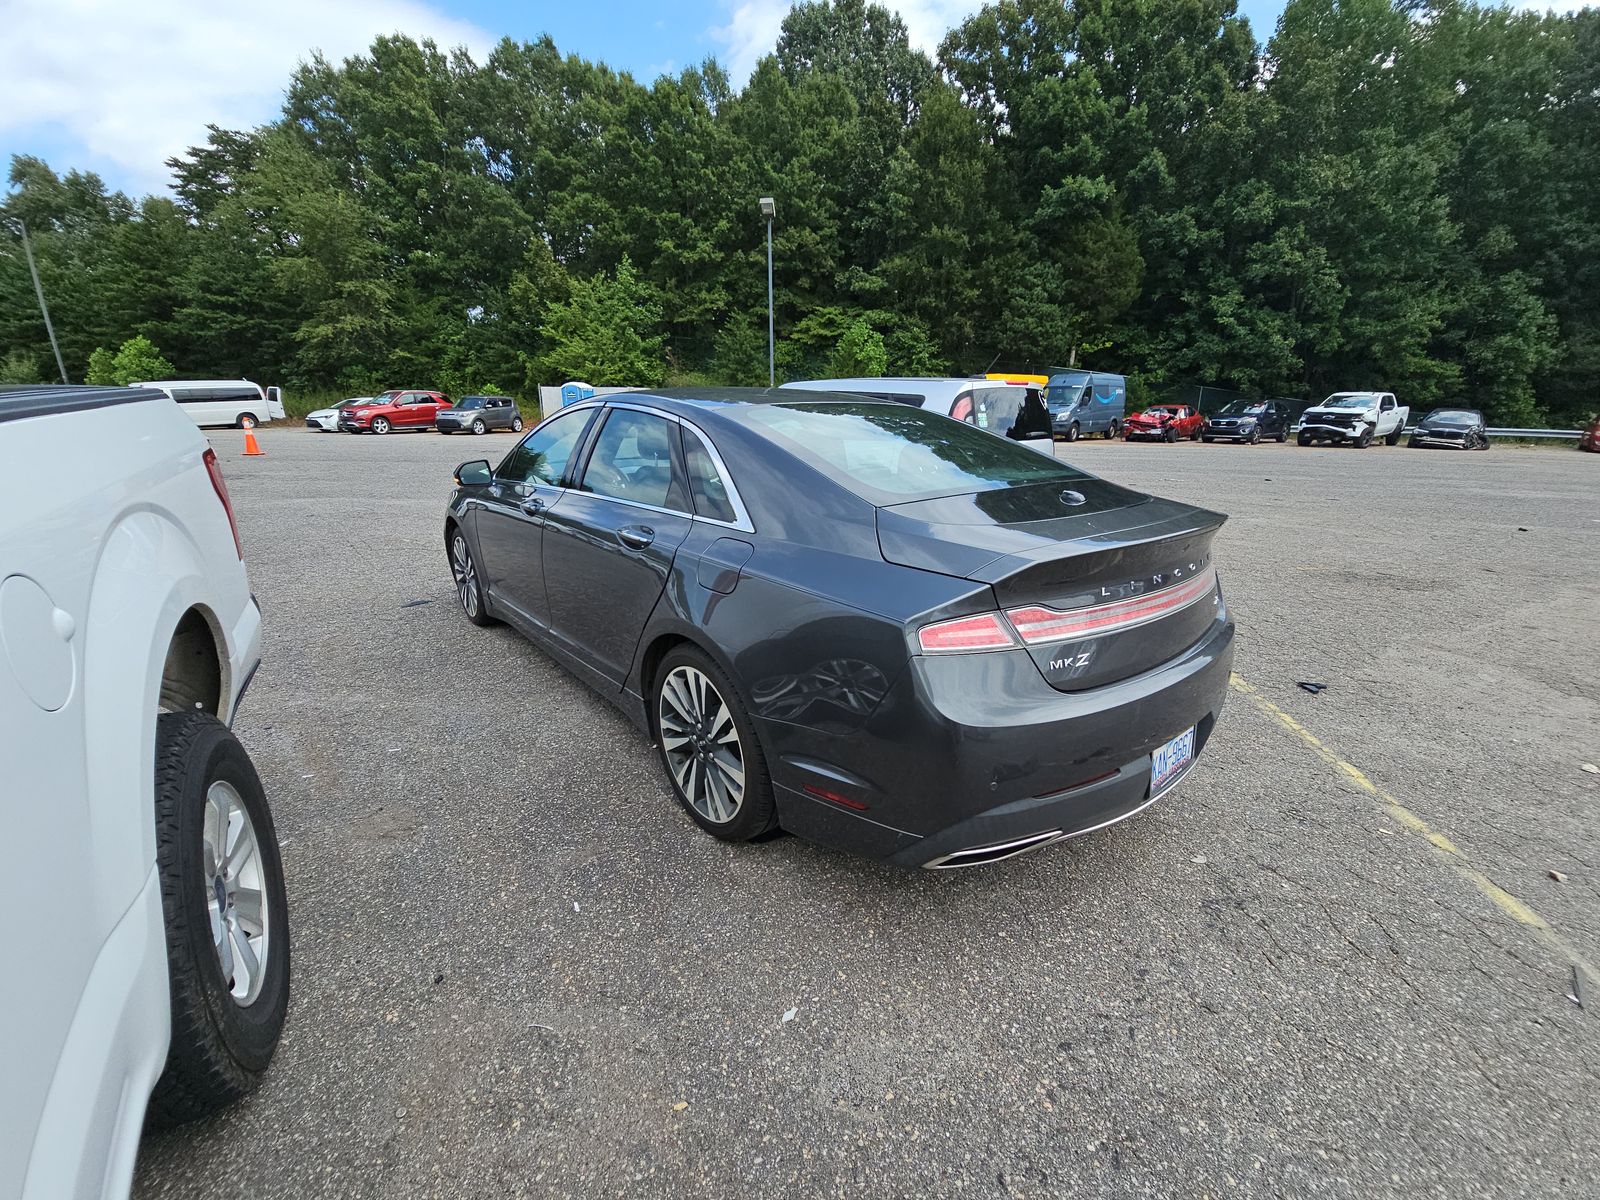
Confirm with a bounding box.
[444,390,1235,868]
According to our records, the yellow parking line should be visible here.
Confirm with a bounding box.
[1228,674,1596,992]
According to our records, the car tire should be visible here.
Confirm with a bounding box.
[1408,437,1420,449]
[449,529,495,627]
[146,711,288,1130]
[653,645,776,843]
[471,418,487,435]
[371,416,390,434]
[1202,436,1214,443]
[1248,428,1261,445]
[439,428,452,435]
[512,416,524,433]
[1164,426,1178,443]
[1276,429,1287,442]
[237,414,258,430]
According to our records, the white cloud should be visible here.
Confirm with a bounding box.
[709,0,982,83]
[0,0,492,195]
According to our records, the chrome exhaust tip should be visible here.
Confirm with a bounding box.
[922,828,1065,870]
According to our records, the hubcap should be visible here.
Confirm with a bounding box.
[658,665,746,823]
[451,535,479,617]
[202,781,270,1005]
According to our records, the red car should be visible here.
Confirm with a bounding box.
[1580,416,1600,452]
[338,389,450,434]
[1124,404,1204,443]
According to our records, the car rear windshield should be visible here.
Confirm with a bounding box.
[743,402,1085,504]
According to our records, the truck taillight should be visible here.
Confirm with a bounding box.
[203,448,243,558]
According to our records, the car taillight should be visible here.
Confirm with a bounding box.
[203,448,244,559]
[917,612,1015,653]
[950,395,973,422]
[1006,566,1217,645]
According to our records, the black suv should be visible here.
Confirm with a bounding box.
[1202,401,1291,444]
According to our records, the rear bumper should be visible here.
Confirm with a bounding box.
[771,610,1235,867]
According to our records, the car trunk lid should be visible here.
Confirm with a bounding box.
[878,481,1226,691]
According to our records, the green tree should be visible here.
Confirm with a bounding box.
[84,335,174,385]
[533,256,666,386]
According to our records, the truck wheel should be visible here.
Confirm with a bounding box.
[1385,425,1403,446]
[1065,422,1080,442]
[236,414,258,430]
[1356,425,1373,448]
[1297,432,1311,447]
[147,711,289,1129]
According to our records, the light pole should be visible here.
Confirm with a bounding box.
[759,196,775,388]
[19,219,68,384]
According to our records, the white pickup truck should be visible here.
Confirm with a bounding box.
[1,385,288,1200]
[1296,392,1409,448]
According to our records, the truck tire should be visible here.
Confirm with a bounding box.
[1297,432,1311,446]
[147,711,289,1129]
[1066,422,1080,442]
[1355,424,1373,448]
[1385,424,1403,446]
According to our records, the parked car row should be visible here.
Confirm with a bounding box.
[306,390,524,436]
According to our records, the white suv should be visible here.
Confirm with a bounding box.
[0,385,289,1199]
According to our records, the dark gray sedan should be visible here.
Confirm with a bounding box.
[443,390,1235,868]
[436,395,524,435]
[1409,408,1489,450]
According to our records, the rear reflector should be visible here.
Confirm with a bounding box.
[1006,565,1217,646]
[803,785,869,811]
[917,612,1014,654]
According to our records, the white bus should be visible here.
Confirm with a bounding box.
[132,379,285,429]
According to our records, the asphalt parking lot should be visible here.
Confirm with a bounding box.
[136,423,1599,1199]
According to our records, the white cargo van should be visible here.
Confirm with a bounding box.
[132,380,285,429]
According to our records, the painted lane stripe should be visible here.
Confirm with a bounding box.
[1228,674,1596,995]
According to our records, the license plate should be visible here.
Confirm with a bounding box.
[1150,726,1196,793]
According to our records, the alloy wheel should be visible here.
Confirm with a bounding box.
[373,416,390,434]
[658,665,746,824]
[201,780,271,1005]
[451,534,479,618]
[472,418,486,435]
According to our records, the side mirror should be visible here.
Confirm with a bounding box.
[455,460,493,486]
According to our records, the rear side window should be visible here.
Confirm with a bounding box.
[169,388,211,404]
[682,428,738,523]
[214,386,260,402]
[578,409,690,513]
[744,402,1084,503]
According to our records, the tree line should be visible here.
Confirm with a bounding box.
[1,0,1596,425]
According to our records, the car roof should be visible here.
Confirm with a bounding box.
[0,383,167,424]
[133,379,262,388]
[782,377,1026,402]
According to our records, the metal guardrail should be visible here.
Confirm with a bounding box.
[1482,427,1582,440]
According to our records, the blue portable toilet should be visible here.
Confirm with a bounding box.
[560,381,596,408]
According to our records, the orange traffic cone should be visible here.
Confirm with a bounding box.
[243,428,265,456]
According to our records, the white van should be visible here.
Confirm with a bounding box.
[132,380,285,429]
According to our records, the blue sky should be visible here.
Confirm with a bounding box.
[0,0,1519,198]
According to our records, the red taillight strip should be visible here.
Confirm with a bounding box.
[203,448,243,559]
[1006,565,1217,646]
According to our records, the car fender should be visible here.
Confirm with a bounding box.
[81,506,243,928]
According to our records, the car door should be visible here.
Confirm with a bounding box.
[542,406,696,684]
[470,406,598,629]
[401,392,429,428]
[1379,395,1397,434]
[490,398,511,430]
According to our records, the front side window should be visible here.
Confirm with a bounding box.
[578,409,690,512]
[683,428,739,523]
[497,407,594,486]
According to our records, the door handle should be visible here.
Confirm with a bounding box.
[521,496,545,515]
[617,525,655,550]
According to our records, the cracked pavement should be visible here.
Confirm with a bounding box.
[135,427,1600,1198]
